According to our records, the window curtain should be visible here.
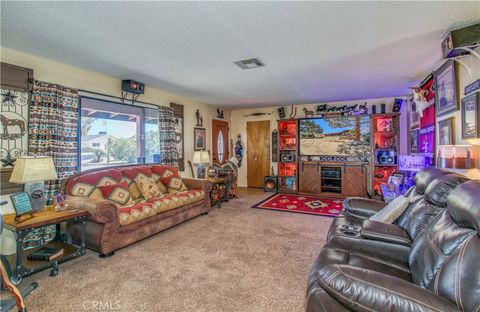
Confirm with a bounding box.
[29,80,79,195]
[157,106,178,166]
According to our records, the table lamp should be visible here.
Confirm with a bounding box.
[9,156,58,211]
[192,150,210,179]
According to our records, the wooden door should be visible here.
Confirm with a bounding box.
[212,120,229,164]
[299,162,321,194]
[247,121,270,188]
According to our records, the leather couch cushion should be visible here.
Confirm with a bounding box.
[413,167,449,195]
[117,202,155,226]
[424,174,470,208]
[447,180,480,233]
[147,190,205,214]
[307,244,412,291]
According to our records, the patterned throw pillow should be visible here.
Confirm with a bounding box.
[134,174,161,200]
[98,181,132,206]
[151,173,167,193]
[121,166,153,200]
[152,166,187,194]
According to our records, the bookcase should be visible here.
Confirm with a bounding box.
[372,113,400,196]
[277,119,298,193]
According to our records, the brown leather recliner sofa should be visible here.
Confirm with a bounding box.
[61,164,212,257]
[306,168,480,311]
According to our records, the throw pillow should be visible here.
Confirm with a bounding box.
[151,173,167,193]
[369,195,410,223]
[134,174,161,200]
[98,181,132,206]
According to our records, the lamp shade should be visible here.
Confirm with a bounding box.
[9,156,58,183]
[192,150,210,164]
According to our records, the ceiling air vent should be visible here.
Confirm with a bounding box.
[234,58,265,70]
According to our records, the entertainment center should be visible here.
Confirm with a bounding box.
[276,113,400,197]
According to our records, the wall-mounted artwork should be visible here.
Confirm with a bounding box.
[409,130,419,154]
[461,92,480,139]
[170,103,184,171]
[0,89,30,167]
[438,117,455,145]
[435,60,458,117]
[409,98,420,130]
[194,127,206,151]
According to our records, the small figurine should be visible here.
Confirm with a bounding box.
[217,108,224,119]
[235,135,243,168]
[195,109,201,126]
[278,107,286,119]
[200,116,203,127]
[303,107,314,118]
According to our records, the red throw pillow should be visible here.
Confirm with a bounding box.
[98,181,132,206]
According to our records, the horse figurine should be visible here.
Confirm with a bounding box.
[0,115,25,138]
[303,107,314,118]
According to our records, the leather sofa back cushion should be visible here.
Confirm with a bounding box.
[66,168,123,199]
[424,174,469,207]
[414,167,448,195]
[447,180,480,233]
[121,166,153,200]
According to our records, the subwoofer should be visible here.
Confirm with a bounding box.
[264,176,277,193]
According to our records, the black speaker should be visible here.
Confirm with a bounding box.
[264,176,277,193]
[122,80,145,94]
[393,99,403,112]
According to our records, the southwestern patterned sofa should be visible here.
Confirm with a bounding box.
[61,164,212,257]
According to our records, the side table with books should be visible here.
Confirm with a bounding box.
[1,209,88,284]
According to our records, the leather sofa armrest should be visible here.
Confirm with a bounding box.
[361,220,412,247]
[342,197,387,219]
[183,178,213,194]
[65,196,117,224]
[317,264,459,312]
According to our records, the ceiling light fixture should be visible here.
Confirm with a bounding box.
[234,58,265,70]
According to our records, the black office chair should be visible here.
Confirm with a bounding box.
[1,201,38,312]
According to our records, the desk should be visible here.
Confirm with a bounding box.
[2,209,88,284]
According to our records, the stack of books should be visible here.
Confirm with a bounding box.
[27,246,64,261]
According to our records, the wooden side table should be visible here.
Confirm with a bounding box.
[2,209,88,284]
[208,177,227,208]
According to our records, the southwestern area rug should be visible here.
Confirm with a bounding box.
[252,193,343,217]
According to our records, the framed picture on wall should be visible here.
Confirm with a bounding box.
[409,130,419,154]
[194,127,206,151]
[435,60,458,117]
[438,117,455,145]
[409,98,420,130]
[461,92,480,139]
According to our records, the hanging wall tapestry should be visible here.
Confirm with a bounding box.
[29,81,79,194]
[170,103,184,171]
[158,106,179,166]
[0,89,30,167]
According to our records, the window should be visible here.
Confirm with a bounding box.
[79,97,160,171]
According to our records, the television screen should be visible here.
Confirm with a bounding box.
[299,116,371,157]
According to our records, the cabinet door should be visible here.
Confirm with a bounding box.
[299,162,320,194]
[342,165,368,197]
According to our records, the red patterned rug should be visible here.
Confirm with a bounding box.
[252,193,343,217]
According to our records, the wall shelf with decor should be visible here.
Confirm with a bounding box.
[277,119,298,193]
[372,113,400,197]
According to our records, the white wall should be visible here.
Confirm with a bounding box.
[435,47,480,179]
[0,47,230,254]
[230,97,407,187]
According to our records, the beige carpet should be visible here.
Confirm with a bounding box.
[19,188,333,312]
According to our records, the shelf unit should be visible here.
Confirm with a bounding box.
[277,119,298,193]
[372,113,400,196]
